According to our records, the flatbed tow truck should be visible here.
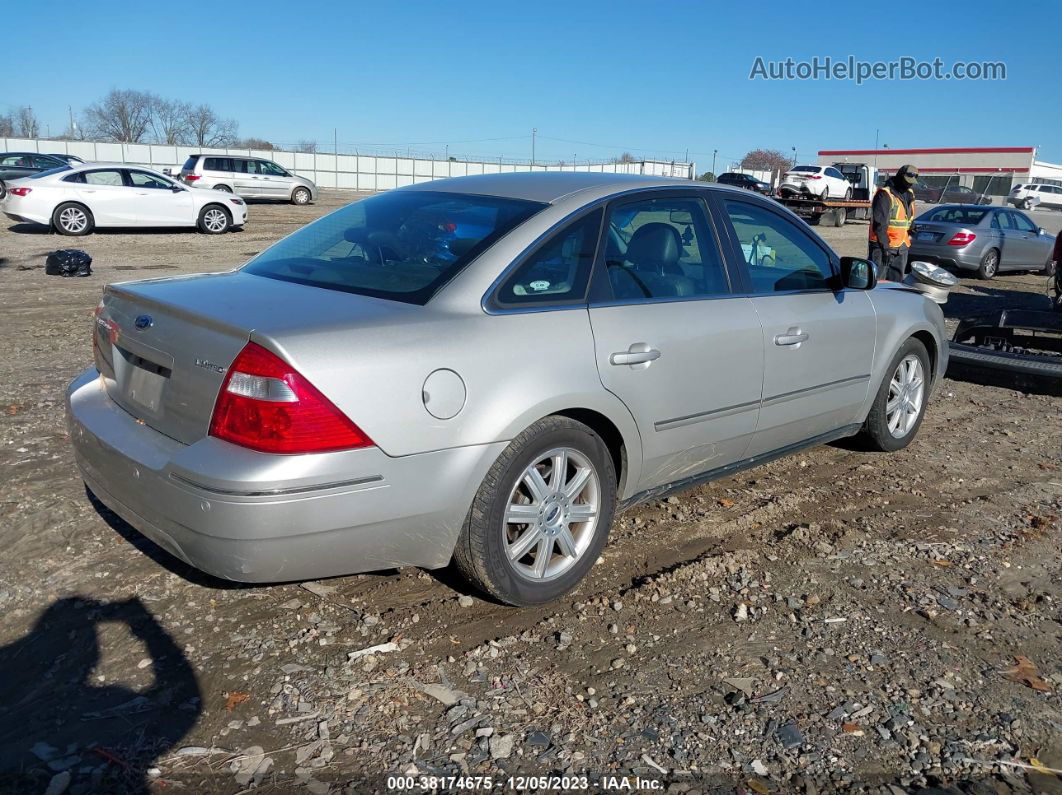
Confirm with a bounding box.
[773,162,877,227]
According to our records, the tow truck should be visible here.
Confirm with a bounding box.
[774,162,877,227]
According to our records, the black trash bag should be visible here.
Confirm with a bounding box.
[45,249,92,277]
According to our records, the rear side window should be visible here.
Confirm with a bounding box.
[83,170,125,186]
[495,210,602,306]
[722,200,833,293]
[243,190,545,305]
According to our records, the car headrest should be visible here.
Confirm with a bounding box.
[626,223,682,269]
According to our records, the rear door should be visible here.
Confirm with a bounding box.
[588,192,764,491]
[127,169,194,226]
[71,168,139,225]
[716,196,876,456]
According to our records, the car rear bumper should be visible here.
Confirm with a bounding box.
[908,241,982,271]
[66,367,504,582]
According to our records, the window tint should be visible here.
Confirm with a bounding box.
[128,170,171,189]
[723,200,834,293]
[0,154,32,167]
[260,161,287,176]
[204,157,232,172]
[1009,212,1037,232]
[243,191,545,305]
[234,159,259,174]
[825,167,843,179]
[496,210,601,306]
[30,165,71,179]
[603,196,728,301]
[991,211,1013,230]
[32,155,60,169]
[182,156,199,171]
[83,170,125,186]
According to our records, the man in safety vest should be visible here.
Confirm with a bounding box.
[869,164,919,282]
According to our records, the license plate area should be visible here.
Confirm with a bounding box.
[917,232,936,242]
[115,346,171,413]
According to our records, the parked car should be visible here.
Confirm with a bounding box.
[778,165,851,199]
[909,204,1055,279]
[0,152,77,190]
[67,173,947,605]
[179,154,317,205]
[913,182,990,205]
[716,172,771,194]
[46,153,86,166]
[1008,183,1062,211]
[1,163,247,235]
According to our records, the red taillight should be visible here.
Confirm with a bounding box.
[808,174,822,180]
[8,186,31,196]
[209,342,372,454]
[947,231,976,247]
[185,174,200,182]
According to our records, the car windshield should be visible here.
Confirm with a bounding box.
[790,166,820,173]
[919,206,989,224]
[29,165,72,179]
[243,190,546,304]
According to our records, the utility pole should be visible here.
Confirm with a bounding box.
[712,149,717,174]
[791,147,797,166]
[531,128,536,167]
[874,128,879,168]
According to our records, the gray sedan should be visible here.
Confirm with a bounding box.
[909,204,1056,279]
[67,173,947,605]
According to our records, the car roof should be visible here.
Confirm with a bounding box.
[397,172,705,204]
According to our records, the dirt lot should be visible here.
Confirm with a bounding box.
[1,193,1060,795]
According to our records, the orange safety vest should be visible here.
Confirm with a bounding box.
[869,186,914,248]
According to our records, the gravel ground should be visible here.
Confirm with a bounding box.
[0,192,1060,794]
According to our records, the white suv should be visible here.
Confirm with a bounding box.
[1008,183,1062,211]
[180,154,318,205]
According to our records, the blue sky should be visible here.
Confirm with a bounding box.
[6,0,1060,168]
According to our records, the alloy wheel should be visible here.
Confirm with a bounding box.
[59,206,88,233]
[503,447,600,581]
[885,354,925,438]
[203,208,227,232]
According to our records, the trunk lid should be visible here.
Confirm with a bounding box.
[909,221,958,244]
[95,271,415,445]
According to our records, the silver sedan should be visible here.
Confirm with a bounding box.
[67,173,947,605]
[909,204,1056,279]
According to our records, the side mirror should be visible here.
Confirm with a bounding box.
[1039,227,1047,236]
[171,185,184,193]
[839,256,877,290]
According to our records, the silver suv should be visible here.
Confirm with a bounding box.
[180,154,317,205]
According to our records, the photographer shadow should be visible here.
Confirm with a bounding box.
[0,597,201,793]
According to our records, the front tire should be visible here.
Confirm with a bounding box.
[197,205,231,234]
[53,202,94,236]
[452,416,617,606]
[861,338,931,452]
[291,187,312,205]
[977,247,1000,279]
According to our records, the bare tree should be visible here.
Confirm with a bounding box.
[295,140,318,154]
[151,97,192,145]
[612,152,637,164]
[187,104,238,147]
[237,137,274,150]
[14,106,40,138]
[0,112,13,137]
[84,89,155,142]
[740,148,793,173]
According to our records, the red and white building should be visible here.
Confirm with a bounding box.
[817,146,1062,198]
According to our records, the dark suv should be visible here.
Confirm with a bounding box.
[717,172,771,194]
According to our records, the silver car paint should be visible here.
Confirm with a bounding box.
[910,205,1055,273]
[181,155,318,202]
[67,173,947,583]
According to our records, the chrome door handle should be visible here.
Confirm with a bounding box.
[774,328,809,346]
[610,343,661,366]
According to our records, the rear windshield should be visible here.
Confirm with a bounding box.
[918,206,989,225]
[181,156,198,171]
[29,165,72,179]
[790,166,820,173]
[243,190,546,304]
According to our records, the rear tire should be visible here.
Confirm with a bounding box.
[452,416,617,606]
[197,204,231,234]
[213,184,233,193]
[291,187,312,205]
[977,247,1000,279]
[1021,198,1033,211]
[860,338,930,453]
[53,202,94,236]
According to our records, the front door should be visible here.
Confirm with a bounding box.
[1004,210,1042,269]
[588,194,764,491]
[717,197,876,456]
[126,169,194,226]
[258,160,292,198]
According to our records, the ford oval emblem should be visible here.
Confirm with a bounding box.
[134,314,153,330]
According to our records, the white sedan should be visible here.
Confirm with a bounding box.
[779,165,853,200]
[1,163,247,235]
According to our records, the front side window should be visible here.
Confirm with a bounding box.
[723,200,834,293]
[1009,212,1037,232]
[234,159,259,174]
[243,190,545,305]
[128,170,171,189]
[82,170,125,186]
[496,210,601,306]
[260,161,288,176]
[603,196,729,301]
